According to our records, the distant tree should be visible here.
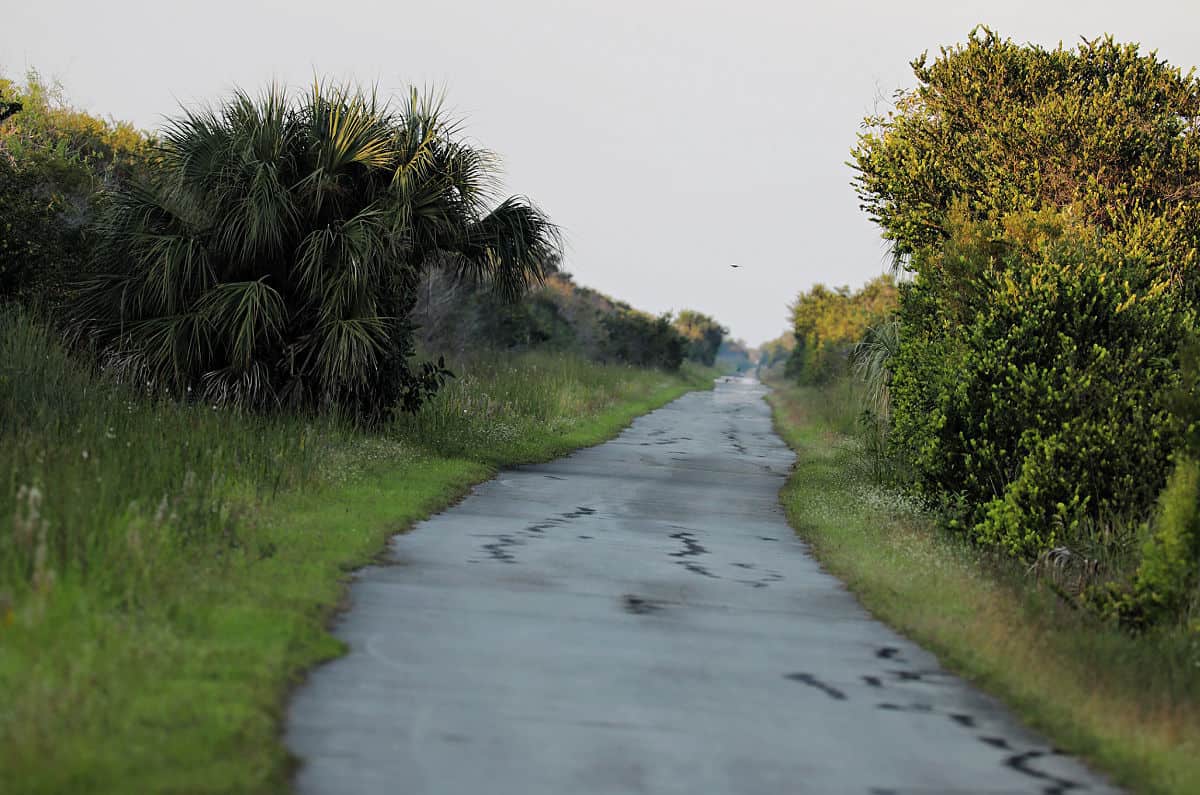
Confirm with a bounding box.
[716,338,754,373]
[786,275,897,383]
[73,83,558,420]
[755,333,793,371]
[673,310,726,366]
[601,309,685,370]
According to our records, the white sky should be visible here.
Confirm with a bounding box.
[6,1,1199,344]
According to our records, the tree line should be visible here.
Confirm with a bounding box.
[0,74,727,422]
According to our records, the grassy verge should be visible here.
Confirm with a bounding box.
[766,379,1200,795]
[0,307,716,795]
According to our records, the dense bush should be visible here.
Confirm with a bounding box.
[0,73,147,304]
[73,84,557,420]
[1094,337,1200,627]
[786,275,897,384]
[891,210,1189,555]
[852,27,1200,279]
[0,154,68,301]
[853,30,1200,626]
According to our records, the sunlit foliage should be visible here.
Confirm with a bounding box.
[786,275,897,384]
[852,29,1200,626]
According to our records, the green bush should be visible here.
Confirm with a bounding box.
[601,309,685,370]
[852,30,1200,593]
[890,211,1189,556]
[0,73,148,305]
[1095,337,1200,627]
[852,27,1200,278]
[1106,458,1200,628]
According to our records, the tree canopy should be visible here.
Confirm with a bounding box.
[852,26,1200,292]
[673,309,726,366]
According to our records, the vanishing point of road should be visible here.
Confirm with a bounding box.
[286,378,1119,794]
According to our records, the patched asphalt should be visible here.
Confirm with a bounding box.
[286,377,1120,794]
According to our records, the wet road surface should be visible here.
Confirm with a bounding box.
[286,378,1119,794]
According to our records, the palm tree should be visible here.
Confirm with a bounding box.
[73,82,558,420]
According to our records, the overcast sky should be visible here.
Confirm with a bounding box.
[6,1,1199,344]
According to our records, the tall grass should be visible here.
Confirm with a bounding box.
[395,352,694,460]
[0,305,711,794]
[1,308,355,601]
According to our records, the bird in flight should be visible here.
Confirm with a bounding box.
[730,263,741,269]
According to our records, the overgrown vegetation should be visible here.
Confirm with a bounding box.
[1,304,713,793]
[0,72,724,793]
[838,28,1200,630]
[412,263,719,371]
[0,72,146,304]
[73,83,558,420]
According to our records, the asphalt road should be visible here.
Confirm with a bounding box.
[286,377,1119,794]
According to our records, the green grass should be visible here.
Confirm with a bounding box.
[0,307,716,795]
[766,379,1200,795]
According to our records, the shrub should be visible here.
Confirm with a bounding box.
[601,309,685,370]
[0,72,148,305]
[1096,337,1200,627]
[890,210,1190,556]
[852,27,1200,281]
[853,30,1200,585]
[73,83,558,420]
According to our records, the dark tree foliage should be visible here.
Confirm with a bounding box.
[0,74,148,305]
[601,310,685,371]
[673,310,725,366]
[73,84,559,420]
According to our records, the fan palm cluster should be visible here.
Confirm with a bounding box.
[74,83,558,420]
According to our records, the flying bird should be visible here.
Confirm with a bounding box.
[730,263,741,268]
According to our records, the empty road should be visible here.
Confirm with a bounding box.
[286,378,1117,794]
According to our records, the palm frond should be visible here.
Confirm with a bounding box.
[196,280,287,371]
[450,197,561,298]
[851,318,900,420]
